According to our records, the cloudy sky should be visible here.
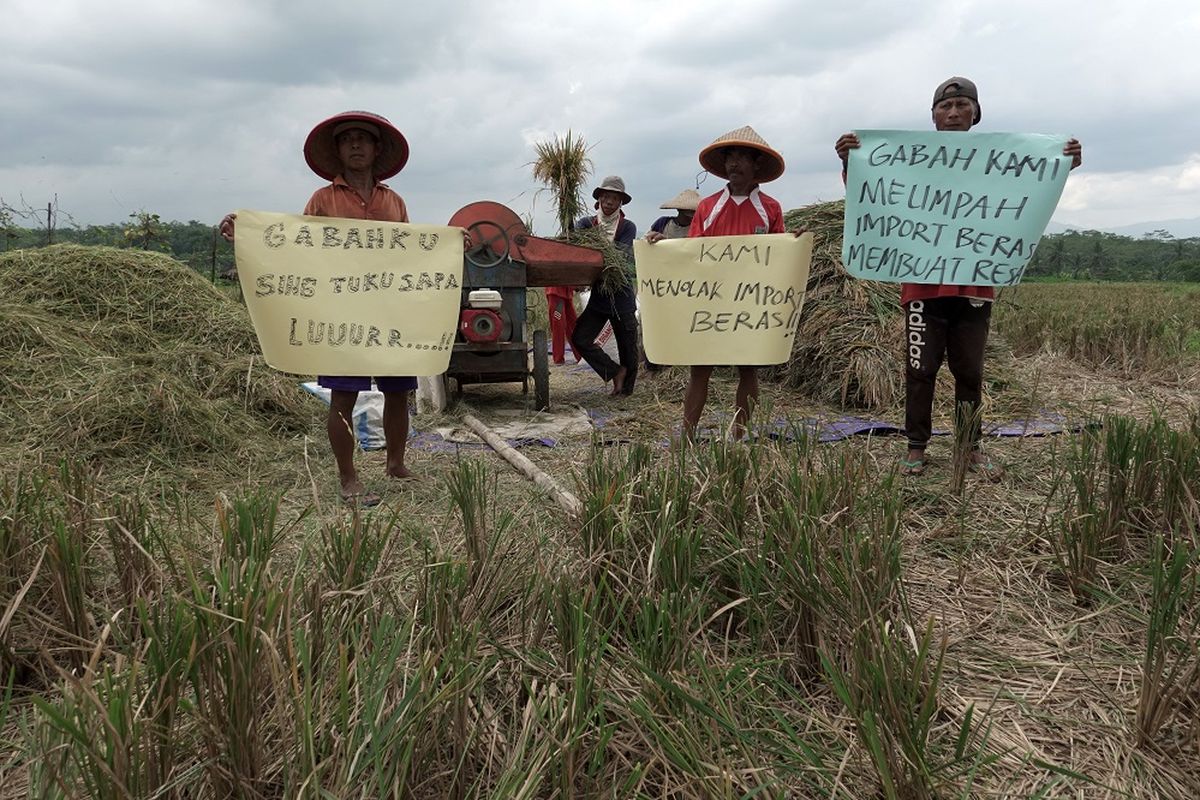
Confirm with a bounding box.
[2,0,1198,236]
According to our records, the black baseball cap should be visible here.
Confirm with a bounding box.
[932,77,981,124]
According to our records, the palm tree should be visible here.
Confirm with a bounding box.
[530,130,592,237]
[1046,236,1067,276]
[1087,239,1107,278]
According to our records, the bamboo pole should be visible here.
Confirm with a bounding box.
[461,414,582,518]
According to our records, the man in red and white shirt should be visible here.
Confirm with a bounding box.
[836,77,1082,478]
[649,126,787,440]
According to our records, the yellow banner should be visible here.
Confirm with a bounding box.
[234,210,463,376]
[634,233,812,365]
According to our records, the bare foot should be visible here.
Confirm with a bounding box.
[387,465,416,481]
[610,366,628,396]
[340,480,381,507]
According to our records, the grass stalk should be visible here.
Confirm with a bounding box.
[1136,533,1200,748]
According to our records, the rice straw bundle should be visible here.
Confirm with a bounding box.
[565,224,633,295]
[767,200,904,410]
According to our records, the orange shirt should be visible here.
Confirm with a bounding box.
[303,175,408,223]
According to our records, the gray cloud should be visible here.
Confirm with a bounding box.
[2,0,1197,234]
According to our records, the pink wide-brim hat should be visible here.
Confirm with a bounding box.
[303,110,409,181]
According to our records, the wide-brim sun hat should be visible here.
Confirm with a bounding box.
[660,188,700,211]
[591,175,632,205]
[303,110,409,181]
[698,126,785,183]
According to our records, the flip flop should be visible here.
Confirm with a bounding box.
[341,491,382,508]
[968,457,1005,481]
[899,457,927,476]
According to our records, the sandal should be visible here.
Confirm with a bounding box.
[899,457,927,476]
[968,456,1005,481]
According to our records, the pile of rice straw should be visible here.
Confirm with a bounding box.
[0,245,314,465]
[769,200,905,410]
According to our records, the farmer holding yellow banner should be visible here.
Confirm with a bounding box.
[644,126,811,440]
[835,78,1083,478]
[220,111,458,506]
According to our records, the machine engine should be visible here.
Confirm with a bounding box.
[460,309,503,343]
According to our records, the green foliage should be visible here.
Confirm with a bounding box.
[0,205,19,251]
[1136,534,1200,749]
[123,211,171,253]
[1046,413,1200,603]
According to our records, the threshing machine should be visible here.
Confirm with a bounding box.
[444,201,604,410]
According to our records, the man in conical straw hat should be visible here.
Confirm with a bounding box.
[647,188,700,241]
[646,126,787,440]
[219,110,415,507]
[641,188,701,372]
[834,78,1082,480]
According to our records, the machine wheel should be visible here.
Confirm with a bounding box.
[464,221,511,268]
[532,329,550,412]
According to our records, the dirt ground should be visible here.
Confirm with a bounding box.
[295,344,1200,520]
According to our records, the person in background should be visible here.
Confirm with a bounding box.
[544,283,580,365]
[834,77,1083,478]
[571,175,640,396]
[220,110,416,507]
[641,188,699,373]
[648,188,699,240]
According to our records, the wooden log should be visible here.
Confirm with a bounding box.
[461,414,582,518]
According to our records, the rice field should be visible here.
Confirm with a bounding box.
[993,281,1200,374]
[1,246,1199,799]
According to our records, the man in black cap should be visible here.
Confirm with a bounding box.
[835,78,1082,479]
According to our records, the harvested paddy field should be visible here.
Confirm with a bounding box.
[1,240,1198,799]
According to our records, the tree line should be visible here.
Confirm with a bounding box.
[3,201,1198,284]
[1,204,235,278]
[1026,229,1200,282]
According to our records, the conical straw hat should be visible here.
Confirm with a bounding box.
[698,125,784,183]
[659,188,700,210]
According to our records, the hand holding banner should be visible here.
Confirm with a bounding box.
[635,233,812,365]
[234,210,463,376]
[842,130,1071,287]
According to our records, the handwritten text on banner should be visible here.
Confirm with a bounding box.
[634,233,813,365]
[842,130,1071,286]
[234,210,463,375]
